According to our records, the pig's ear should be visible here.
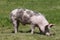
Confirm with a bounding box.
[49,24,55,28]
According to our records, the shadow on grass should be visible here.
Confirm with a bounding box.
[12,30,55,36]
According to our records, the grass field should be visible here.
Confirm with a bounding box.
[0,0,60,40]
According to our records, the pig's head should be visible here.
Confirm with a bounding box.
[45,24,54,36]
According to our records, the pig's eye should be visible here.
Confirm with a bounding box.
[45,25,48,28]
[45,25,48,30]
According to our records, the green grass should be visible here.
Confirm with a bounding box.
[0,0,60,40]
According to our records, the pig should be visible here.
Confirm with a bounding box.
[10,8,54,36]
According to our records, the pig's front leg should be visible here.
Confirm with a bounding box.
[30,24,35,34]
